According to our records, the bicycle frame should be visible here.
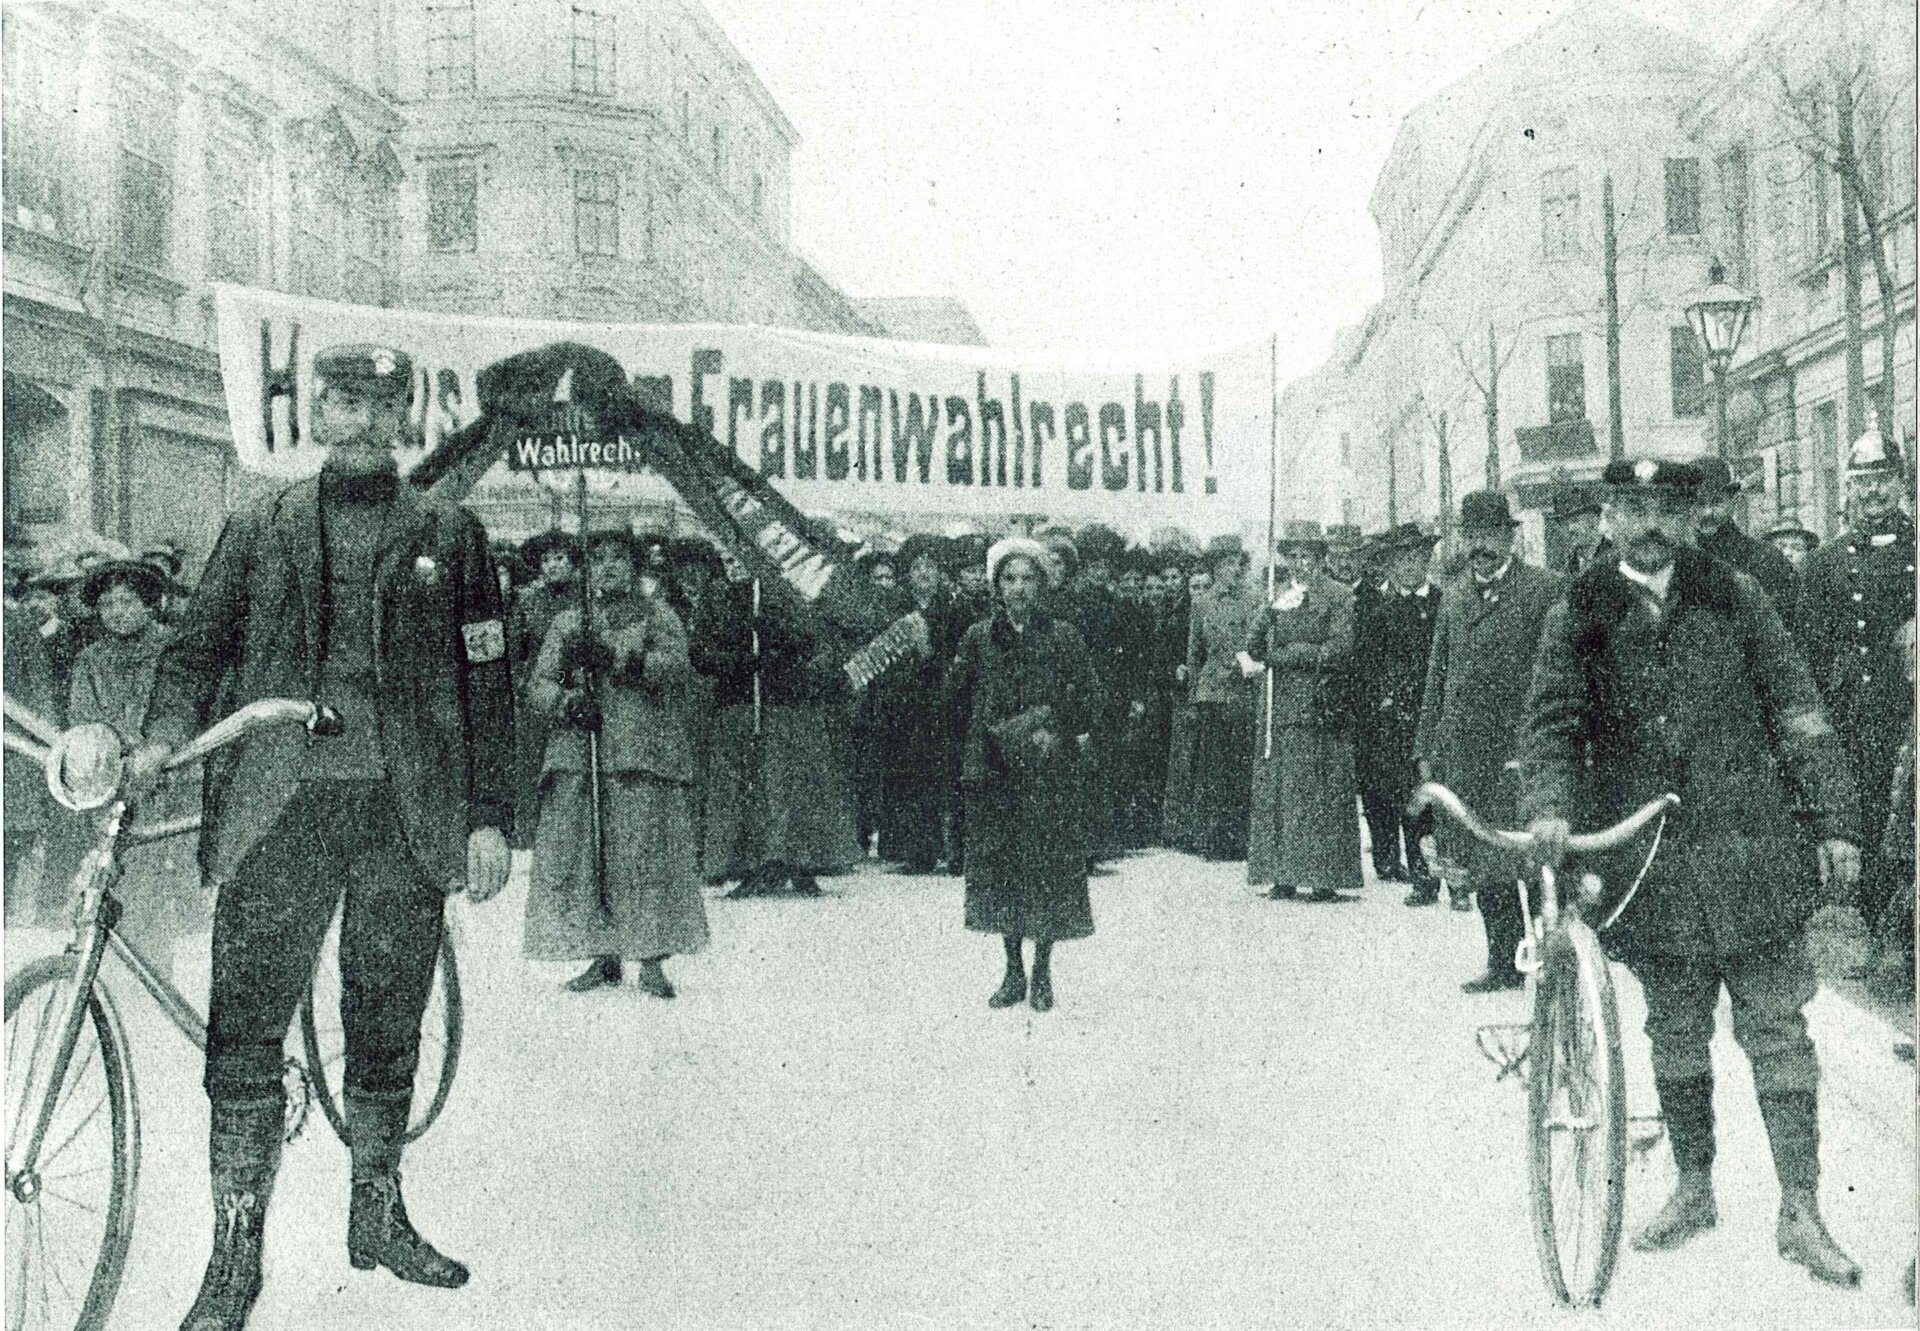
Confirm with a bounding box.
[6,808,210,1197]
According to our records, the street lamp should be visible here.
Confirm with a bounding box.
[1685,258,1756,460]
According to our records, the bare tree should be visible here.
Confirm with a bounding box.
[1450,323,1523,491]
[1757,0,1915,451]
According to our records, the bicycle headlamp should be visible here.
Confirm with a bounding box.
[46,722,127,812]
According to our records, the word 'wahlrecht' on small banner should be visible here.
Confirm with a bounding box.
[213,285,1270,529]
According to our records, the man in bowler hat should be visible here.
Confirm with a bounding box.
[1416,491,1566,971]
[1691,455,1796,614]
[132,344,515,1330]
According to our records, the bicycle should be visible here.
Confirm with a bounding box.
[3,695,462,1331]
[1412,781,1678,1310]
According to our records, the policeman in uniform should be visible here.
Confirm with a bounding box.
[135,345,515,1331]
[1350,523,1442,902]
[1795,430,1916,943]
[1522,458,1866,1286]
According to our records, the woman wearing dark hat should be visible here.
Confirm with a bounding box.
[511,529,584,849]
[692,567,861,895]
[948,538,1098,1010]
[65,559,201,976]
[1241,521,1362,901]
[524,530,709,996]
[876,533,968,872]
[1184,533,1263,860]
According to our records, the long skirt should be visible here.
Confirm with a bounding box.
[1247,723,1363,892]
[963,772,1094,942]
[1188,703,1255,860]
[525,771,710,960]
[701,703,860,881]
[1161,703,1200,851]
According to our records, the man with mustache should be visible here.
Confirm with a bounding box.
[1521,457,1867,1286]
[1795,430,1916,969]
[1415,492,1566,978]
[132,346,515,1330]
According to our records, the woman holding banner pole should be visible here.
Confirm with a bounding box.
[524,530,709,995]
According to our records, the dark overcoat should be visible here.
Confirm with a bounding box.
[1519,549,1860,960]
[1244,574,1361,891]
[1697,520,1797,616]
[145,477,516,890]
[1415,560,1566,883]
[951,611,1099,941]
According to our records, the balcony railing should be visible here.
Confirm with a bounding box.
[1514,419,1597,463]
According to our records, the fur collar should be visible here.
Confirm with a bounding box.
[1567,545,1741,646]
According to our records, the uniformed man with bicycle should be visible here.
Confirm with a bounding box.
[1519,457,1869,1288]
[132,345,515,1331]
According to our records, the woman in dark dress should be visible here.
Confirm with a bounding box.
[877,534,969,872]
[948,539,1099,1012]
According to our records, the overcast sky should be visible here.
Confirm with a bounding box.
[706,0,1770,382]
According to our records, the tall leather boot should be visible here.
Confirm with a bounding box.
[1633,1076,1717,1251]
[345,1095,470,1288]
[180,1095,284,1331]
[1761,1090,1861,1287]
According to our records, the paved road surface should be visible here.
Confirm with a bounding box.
[12,850,1915,1330]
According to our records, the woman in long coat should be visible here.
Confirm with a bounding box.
[525,532,709,997]
[66,560,200,975]
[1243,524,1362,901]
[877,535,970,872]
[693,575,860,894]
[948,539,1099,1012]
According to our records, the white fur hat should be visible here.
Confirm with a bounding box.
[985,536,1055,587]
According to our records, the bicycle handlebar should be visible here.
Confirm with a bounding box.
[1411,782,1679,854]
[157,700,343,773]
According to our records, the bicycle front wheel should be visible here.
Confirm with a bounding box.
[4,956,140,1331]
[299,928,462,1146]
[1526,917,1627,1307]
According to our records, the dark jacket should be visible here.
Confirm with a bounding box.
[1243,573,1354,731]
[1697,519,1797,617]
[145,477,516,890]
[1415,560,1567,880]
[1520,548,1859,959]
[952,611,1099,790]
[1794,513,1916,743]
[689,579,847,708]
[1351,580,1440,736]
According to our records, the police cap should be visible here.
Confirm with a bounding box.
[1601,457,1703,500]
[314,344,414,399]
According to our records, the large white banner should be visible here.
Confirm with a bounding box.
[214,286,1270,530]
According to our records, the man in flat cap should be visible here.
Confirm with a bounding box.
[132,344,514,1331]
[1521,457,1867,1285]
[1691,456,1796,614]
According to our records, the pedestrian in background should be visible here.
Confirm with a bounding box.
[1416,490,1566,985]
[511,530,583,850]
[1691,456,1797,615]
[1242,521,1360,902]
[877,534,967,872]
[1351,523,1443,904]
[1161,562,1212,851]
[1795,431,1916,971]
[525,531,708,997]
[1185,535,1262,861]
[950,538,1098,1012]
[68,559,200,979]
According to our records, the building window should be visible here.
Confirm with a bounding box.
[573,169,618,257]
[1716,146,1750,285]
[1541,166,1579,259]
[571,7,615,96]
[426,160,479,253]
[2,27,76,236]
[117,68,178,271]
[346,182,395,305]
[206,118,264,284]
[1546,333,1586,425]
[1665,157,1701,236]
[426,3,476,96]
[1669,326,1707,418]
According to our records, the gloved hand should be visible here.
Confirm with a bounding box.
[563,693,604,733]
[559,630,616,677]
[1803,904,1872,981]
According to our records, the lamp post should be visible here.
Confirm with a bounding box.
[1685,258,1756,460]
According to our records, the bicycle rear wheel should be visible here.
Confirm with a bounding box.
[1526,917,1627,1307]
[298,925,462,1146]
[4,956,140,1331]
